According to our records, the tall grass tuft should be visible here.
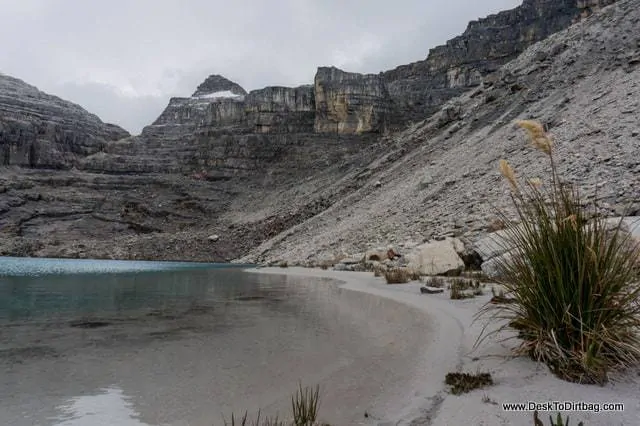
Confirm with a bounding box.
[384,268,411,284]
[475,120,640,384]
[222,384,323,426]
[291,383,320,425]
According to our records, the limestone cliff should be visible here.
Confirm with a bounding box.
[0,0,632,264]
[245,85,315,133]
[382,0,619,124]
[0,73,129,169]
[313,67,390,134]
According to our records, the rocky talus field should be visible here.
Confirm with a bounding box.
[0,0,637,266]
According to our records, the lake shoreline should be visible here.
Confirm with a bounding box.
[250,267,640,426]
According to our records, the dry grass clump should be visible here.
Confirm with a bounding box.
[476,120,640,384]
[461,270,493,283]
[445,371,493,395]
[408,269,421,281]
[384,268,411,284]
[425,276,446,288]
[279,261,289,268]
[449,278,483,299]
[223,384,326,426]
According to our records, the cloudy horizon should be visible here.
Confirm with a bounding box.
[0,0,521,134]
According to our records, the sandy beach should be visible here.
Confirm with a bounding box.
[252,267,640,426]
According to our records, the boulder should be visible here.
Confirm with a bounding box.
[405,237,465,276]
[364,247,397,262]
[480,252,514,279]
[207,234,220,242]
[473,229,515,261]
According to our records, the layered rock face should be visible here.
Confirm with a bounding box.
[1,0,632,264]
[148,74,247,133]
[0,74,129,169]
[313,67,390,134]
[382,0,618,124]
[245,85,315,133]
[142,0,622,138]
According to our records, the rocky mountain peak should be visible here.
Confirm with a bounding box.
[191,74,247,98]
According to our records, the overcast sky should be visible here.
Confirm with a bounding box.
[0,0,521,134]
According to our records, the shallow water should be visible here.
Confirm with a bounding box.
[0,258,433,425]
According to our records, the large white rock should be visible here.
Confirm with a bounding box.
[405,237,465,276]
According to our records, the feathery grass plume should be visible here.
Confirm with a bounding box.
[528,178,543,188]
[515,120,553,155]
[499,159,518,191]
[474,120,640,385]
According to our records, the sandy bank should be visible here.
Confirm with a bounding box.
[251,267,640,426]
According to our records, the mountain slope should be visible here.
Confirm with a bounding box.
[239,0,640,263]
[0,74,129,168]
[0,0,636,263]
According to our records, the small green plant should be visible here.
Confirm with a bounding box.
[475,120,640,384]
[384,268,411,284]
[533,410,584,426]
[445,371,493,395]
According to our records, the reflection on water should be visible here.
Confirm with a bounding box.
[0,258,433,426]
[52,387,150,426]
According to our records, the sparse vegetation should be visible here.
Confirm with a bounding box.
[425,276,446,288]
[291,384,321,426]
[481,393,498,405]
[384,268,411,284]
[449,278,483,299]
[445,371,493,395]
[475,120,640,384]
[461,270,493,283]
[533,410,584,426]
[373,266,384,277]
[222,384,325,426]
[408,269,421,281]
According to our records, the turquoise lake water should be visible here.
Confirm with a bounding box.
[0,257,433,425]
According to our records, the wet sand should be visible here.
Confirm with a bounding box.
[254,267,640,426]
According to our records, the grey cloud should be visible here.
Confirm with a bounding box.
[0,0,521,134]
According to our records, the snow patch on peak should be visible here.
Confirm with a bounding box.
[193,91,245,101]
